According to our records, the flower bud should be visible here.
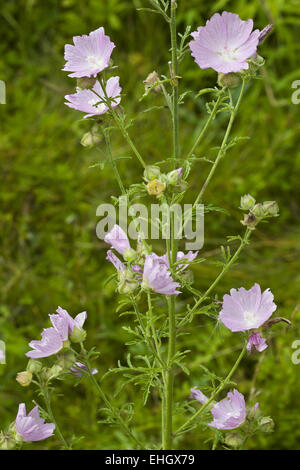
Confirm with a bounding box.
[143,165,161,182]
[16,371,32,387]
[77,77,97,89]
[57,351,77,371]
[0,432,16,450]
[262,201,279,217]
[26,359,43,374]
[258,416,274,433]
[251,203,265,218]
[240,194,256,211]
[167,168,182,186]
[123,248,137,263]
[118,269,139,294]
[143,71,161,94]
[46,365,63,380]
[70,326,87,343]
[146,179,166,197]
[224,432,244,449]
[218,72,241,89]
[40,365,63,382]
[81,130,101,148]
[248,55,265,73]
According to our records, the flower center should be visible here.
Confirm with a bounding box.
[226,409,240,419]
[86,55,105,70]
[218,46,237,62]
[243,310,259,328]
[88,97,106,113]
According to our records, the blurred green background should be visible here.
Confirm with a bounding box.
[0,0,300,450]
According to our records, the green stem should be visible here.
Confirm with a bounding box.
[103,129,126,194]
[194,79,246,205]
[162,0,180,450]
[80,343,144,449]
[174,343,247,437]
[96,79,146,168]
[178,227,252,329]
[41,384,70,449]
[170,0,179,168]
[186,92,223,161]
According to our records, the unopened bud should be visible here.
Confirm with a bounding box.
[224,432,244,449]
[26,359,43,374]
[146,179,166,197]
[123,248,137,263]
[0,432,16,450]
[167,168,182,186]
[218,72,241,89]
[81,130,101,148]
[143,165,161,182]
[57,351,77,371]
[258,416,274,433]
[143,71,161,94]
[77,77,97,89]
[118,269,139,294]
[16,371,32,387]
[70,326,87,343]
[262,201,279,217]
[240,194,256,211]
[46,365,64,381]
[252,203,265,218]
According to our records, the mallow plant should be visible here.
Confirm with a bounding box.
[2,2,284,450]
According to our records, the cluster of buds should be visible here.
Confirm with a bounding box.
[81,124,101,148]
[240,194,279,229]
[144,165,186,198]
[16,357,65,388]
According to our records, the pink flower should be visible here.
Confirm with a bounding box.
[65,76,121,118]
[63,27,115,78]
[26,307,87,359]
[247,332,268,352]
[258,24,273,44]
[106,250,125,271]
[104,224,130,255]
[26,328,64,359]
[190,387,209,404]
[69,362,98,378]
[142,254,181,295]
[219,283,276,332]
[16,404,55,442]
[189,11,261,73]
[155,250,198,271]
[208,389,246,430]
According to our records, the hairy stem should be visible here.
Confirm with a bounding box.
[194,79,246,205]
[80,343,144,449]
[41,383,70,449]
[162,0,180,450]
[103,129,126,194]
[96,80,146,168]
[186,92,223,161]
